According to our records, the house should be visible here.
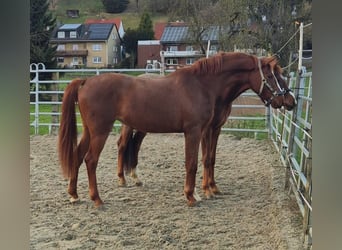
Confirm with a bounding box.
[136,22,166,68]
[137,22,220,69]
[160,22,219,69]
[50,21,123,68]
[137,40,161,69]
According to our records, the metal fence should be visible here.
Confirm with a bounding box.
[29,64,269,137]
[269,70,312,247]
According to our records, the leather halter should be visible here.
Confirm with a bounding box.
[257,58,287,106]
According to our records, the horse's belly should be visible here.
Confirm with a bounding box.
[119,114,184,133]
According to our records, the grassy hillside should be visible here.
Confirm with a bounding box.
[52,0,168,30]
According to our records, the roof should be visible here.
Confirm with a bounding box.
[154,22,167,40]
[52,23,114,41]
[85,18,122,29]
[86,23,114,40]
[59,24,82,30]
[160,26,189,43]
[160,25,220,43]
[138,40,160,45]
[85,18,124,39]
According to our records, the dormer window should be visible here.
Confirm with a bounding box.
[57,31,65,38]
[57,44,65,51]
[70,31,77,38]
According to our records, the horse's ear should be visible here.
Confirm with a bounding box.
[265,55,278,68]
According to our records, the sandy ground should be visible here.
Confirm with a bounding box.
[30,133,304,249]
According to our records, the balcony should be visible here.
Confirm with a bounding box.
[161,50,204,58]
[55,50,88,57]
[161,50,218,58]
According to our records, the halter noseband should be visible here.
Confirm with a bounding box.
[257,58,287,106]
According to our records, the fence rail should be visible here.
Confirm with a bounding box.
[30,65,270,137]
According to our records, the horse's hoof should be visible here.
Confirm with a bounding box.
[204,190,215,199]
[118,179,127,187]
[70,197,80,203]
[211,185,222,195]
[94,199,104,208]
[187,199,197,207]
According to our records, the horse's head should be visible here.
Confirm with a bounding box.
[253,56,296,111]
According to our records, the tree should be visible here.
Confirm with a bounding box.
[30,0,57,68]
[138,12,154,40]
[123,28,140,68]
[167,0,311,67]
[30,0,57,102]
[122,12,155,67]
[102,0,129,13]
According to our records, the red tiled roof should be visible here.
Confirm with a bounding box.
[154,22,166,40]
[85,18,122,29]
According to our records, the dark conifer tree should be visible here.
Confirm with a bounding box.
[30,0,56,68]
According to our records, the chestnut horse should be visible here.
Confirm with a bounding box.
[117,63,296,199]
[58,52,296,207]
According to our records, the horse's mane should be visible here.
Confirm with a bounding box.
[187,52,224,75]
[185,52,257,75]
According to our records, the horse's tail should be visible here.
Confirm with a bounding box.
[58,78,85,179]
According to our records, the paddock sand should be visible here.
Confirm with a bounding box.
[30,133,304,249]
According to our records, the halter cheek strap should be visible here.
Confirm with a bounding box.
[258,59,266,95]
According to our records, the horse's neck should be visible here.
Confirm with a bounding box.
[209,73,251,103]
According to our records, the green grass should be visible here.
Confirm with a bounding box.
[222,115,268,140]
[53,0,168,30]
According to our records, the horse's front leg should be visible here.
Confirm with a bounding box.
[208,127,222,195]
[184,129,202,206]
[201,129,215,199]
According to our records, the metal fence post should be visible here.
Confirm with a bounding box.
[51,72,59,135]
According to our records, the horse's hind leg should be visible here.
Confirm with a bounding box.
[117,125,133,186]
[68,128,90,203]
[85,132,110,207]
[129,131,146,186]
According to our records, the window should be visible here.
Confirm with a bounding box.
[92,44,102,51]
[70,31,77,38]
[186,58,195,65]
[186,46,193,51]
[72,57,79,65]
[57,57,64,63]
[167,46,178,52]
[93,57,102,63]
[166,58,178,65]
[113,57,118,64]
[112,33,117,40]
[57,44,65,51]
[72,44,78,51]
[57,31,65,38]
[210,45,217,52]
